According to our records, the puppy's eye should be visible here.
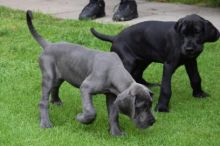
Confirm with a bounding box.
[194,28,201,34]
[181,28,187,34]
[136,102,145,108]
[195,30,199,34]
[196,38,202,44]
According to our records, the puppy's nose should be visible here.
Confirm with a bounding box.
[185,47,194,53]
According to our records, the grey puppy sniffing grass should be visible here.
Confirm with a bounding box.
[26,10,155,136]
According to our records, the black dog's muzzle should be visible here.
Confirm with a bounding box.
[181,38,203,58]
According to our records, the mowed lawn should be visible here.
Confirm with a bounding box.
[0,7,220,146]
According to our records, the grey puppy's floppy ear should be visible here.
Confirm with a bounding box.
[131,85,153,101]
[145,89,153,101]
[114,89,136,118]
[203,20,220,42]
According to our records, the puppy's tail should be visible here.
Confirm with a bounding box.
[90,28,115,43]
[26,10,48,49]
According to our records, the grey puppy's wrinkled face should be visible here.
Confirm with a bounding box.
[114,84,155,129]
[175,14,220,58]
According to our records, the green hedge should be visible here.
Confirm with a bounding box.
[150,0,220,6]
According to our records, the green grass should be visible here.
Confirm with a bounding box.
[150,0,220,6]
[0,7,220,146]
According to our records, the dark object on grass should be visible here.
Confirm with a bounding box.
[91,14,220,112]
[26,10,155,136]
[79,0,105,20]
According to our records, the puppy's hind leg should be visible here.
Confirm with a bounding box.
[39,57,56,128]
[133,61,160,87]
[50,79,64,106]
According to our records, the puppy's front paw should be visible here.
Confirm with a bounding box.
[76,112,96,124]
[110,128,126,136]
[155,104,169,112]
[193,91,209,98]
[40,120,53,128]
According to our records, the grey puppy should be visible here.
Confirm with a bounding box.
[26,10,155,136]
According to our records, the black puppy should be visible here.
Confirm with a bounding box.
[91,14,220,112]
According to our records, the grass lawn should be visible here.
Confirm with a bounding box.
[0,7,220,146]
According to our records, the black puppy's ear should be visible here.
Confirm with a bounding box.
[203,20,220,42]
[115,90,136,118]
[174,19,183,33]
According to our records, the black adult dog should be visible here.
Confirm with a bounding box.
[91,14,220,112]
